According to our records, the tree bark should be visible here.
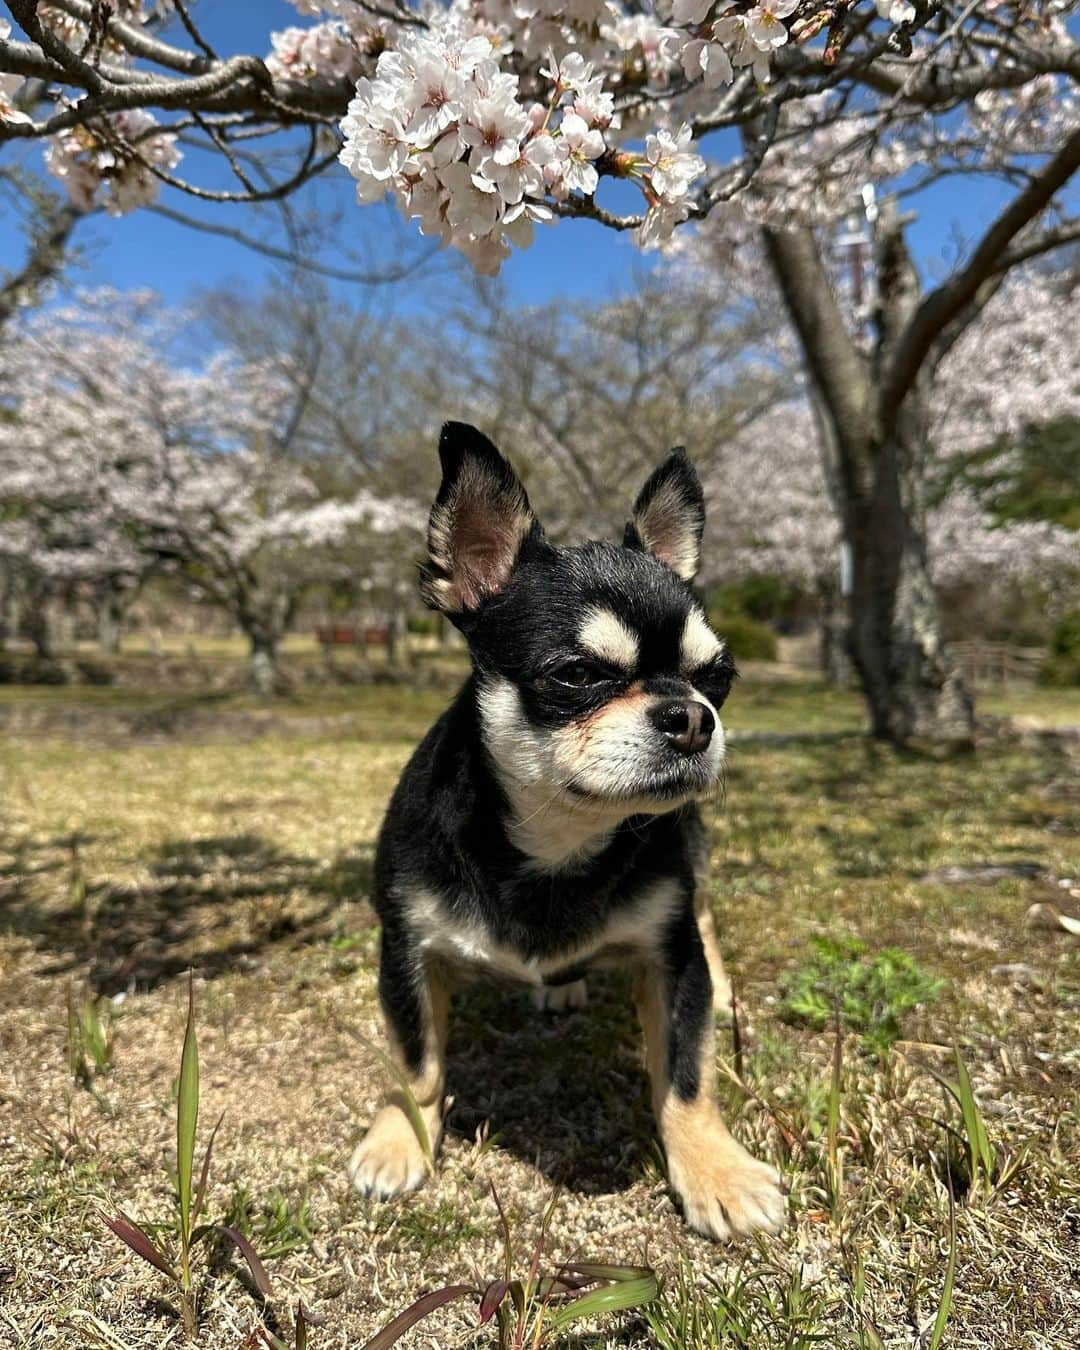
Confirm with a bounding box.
[24,590,53,658]
[1,570,20,651]
[95,585,128,654]
[817,578,853,689]
[844,389,973,744]
[248,630,279,694]
[386,609,410,672]
[762,219,975,747]
[0,198,83,334]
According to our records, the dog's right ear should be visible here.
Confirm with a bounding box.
[419,422,542,615]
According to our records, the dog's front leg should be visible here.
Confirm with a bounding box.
[634,908,786,1241]
[349,926,450,1199]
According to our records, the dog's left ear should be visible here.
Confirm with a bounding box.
[624,448,704,582]
[420,421,542,615]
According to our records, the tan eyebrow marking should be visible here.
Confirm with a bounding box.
[681,609,724,672]
[577,606,639,671]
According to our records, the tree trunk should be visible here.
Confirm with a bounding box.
[762,218,974,747]
[1,571,20,651]
[25,589,53,659]
[844,393,973,745]
[249,632,279,695]
[96,589,126,654]
[386,610,410,673]
[817,578,853,689]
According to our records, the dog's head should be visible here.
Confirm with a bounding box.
[420,422,734,819]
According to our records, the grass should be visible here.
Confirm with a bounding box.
[0,676,1078,1346]
[778,937,945,1057]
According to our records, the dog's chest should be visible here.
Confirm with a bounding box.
[407,879,679,986]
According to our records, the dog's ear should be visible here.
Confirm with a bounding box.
[420,422,542,614]
[624,448,704,582]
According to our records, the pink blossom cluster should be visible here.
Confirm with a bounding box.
[338,12,706,270]
[671,0,802,88]
[935,271,1080,461]
[0,18,30,124]
[930,492,1077,595]
[268,22,373,82]
[43,109,181,215]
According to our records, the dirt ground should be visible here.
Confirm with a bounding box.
[1,679,1078,1348]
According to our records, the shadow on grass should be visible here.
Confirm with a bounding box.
[441,972,656,1195]
[1,830,374,995]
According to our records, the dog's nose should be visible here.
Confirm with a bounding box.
[650,699,714,755]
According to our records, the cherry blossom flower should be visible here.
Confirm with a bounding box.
[640,195,695,248]
[671,0,715,24]
[555,112,606,195]
[682,37,735,89]
[876,0,916,24]
[488,132,557,205]
[440,160,502,237]
[267,21,367,81]
[746,0,798,53]
[44,111,181,215]
[0,19,30,124]
[461,85,532,168]
[644,124,706,201]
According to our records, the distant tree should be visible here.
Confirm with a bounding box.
[0,291,419,688]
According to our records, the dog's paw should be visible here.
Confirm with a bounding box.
[348,1105,432,1200]
[666,1120,786,1242]
[708,959,733,1016]
[532,979,587,1013]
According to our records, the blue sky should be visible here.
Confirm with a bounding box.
[0,0,1056,311]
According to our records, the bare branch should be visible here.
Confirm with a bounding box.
[145,204,439,285]
[0,197,86,331]
[882,126,1080,411]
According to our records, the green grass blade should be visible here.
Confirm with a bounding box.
[345,1028,433,1172]
[177,972,200,1243]
[191,1110,224,1227]
[562,1262,653,1283]
[953,1048,993,1183]
[827,1015,843,1212]
[928,1181,957,1350]
[546,1271,659,1330]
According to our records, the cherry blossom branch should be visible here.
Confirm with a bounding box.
[882,125,1080,413]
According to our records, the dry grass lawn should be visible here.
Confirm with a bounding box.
[1,678,1078,1348]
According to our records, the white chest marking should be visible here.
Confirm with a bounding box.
[406,881,680,986]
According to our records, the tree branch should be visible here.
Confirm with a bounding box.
[0,198,86,332]
[881,126,1080,412]
[760,224,872,466]
[145,204,438,285]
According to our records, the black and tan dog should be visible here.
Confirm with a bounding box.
[348,422,786,1241]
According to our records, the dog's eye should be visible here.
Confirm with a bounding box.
[550,661,607,689]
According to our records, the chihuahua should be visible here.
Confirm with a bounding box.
[347,422,786,1241]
